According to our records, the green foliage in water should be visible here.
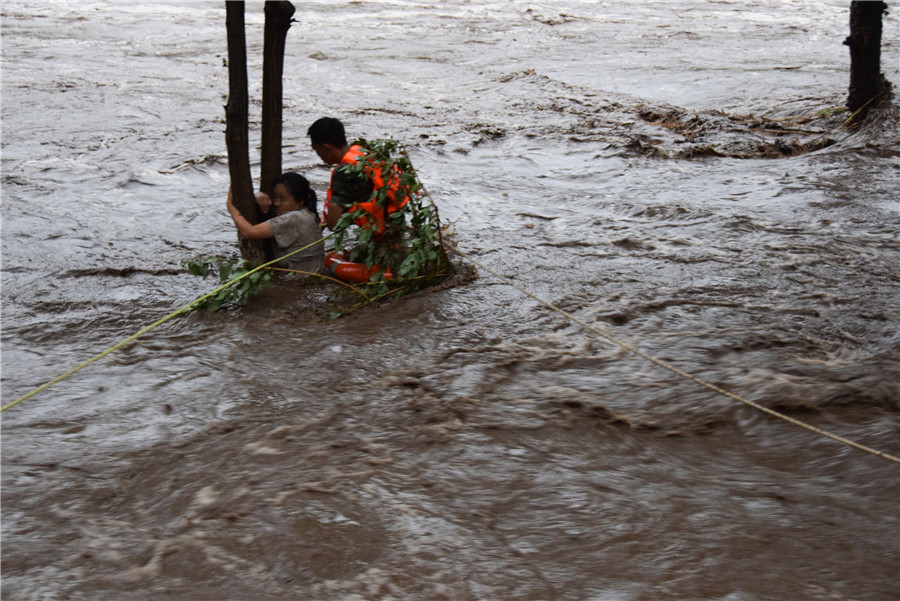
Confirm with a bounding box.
[816,106,849,118]
[333,138,451,300]
[182,256,272,311]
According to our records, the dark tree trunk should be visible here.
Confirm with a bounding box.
[844,1,890,116]
[260,1,295,199]
[225,1,265,263]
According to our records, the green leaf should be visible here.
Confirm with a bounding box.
[398,254,419,277]
[219,263,233,281]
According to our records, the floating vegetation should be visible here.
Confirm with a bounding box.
[182,256,273,311]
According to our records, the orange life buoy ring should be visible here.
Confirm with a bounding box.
[325,252,393,284]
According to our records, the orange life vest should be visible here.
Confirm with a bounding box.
[325,144,409,235]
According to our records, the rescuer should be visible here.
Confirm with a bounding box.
[307,117,408,234]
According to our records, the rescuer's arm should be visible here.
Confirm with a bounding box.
[325,201,344,230]
[325,165,372,230]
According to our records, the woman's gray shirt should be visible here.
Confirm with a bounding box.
[267,209,325,274]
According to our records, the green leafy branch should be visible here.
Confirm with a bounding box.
[334,138,450,299]
[182,256,272,311]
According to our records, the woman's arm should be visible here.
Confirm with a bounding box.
[227,187,274,240]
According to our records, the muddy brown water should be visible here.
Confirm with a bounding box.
[2,2,899,600]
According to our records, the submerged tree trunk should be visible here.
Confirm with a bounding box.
[225,1,265,263]
[844,1,890,117]
[260,1,295,199]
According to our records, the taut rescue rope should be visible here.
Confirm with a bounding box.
[2,234,332,413]
[445,241,900,466]
[6,190,898,466]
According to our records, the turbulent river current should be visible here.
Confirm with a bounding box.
[2,2,899,600]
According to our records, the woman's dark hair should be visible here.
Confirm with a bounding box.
[276,172,318,220]
[307,117,347,148]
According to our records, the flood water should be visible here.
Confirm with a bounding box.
[2,1,899,600]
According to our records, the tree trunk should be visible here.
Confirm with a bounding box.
[844,1,890,116]
[260,1,295,199]
[225,1,265,263]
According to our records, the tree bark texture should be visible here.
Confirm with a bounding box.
[225,1,265,263]
[844,1,890,115]
[260,1,295,198]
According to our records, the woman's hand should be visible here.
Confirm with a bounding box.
[226,185,274,241]
[226,188,243,224]
[255,192,272,214]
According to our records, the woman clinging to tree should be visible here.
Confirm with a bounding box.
[226,172,325,274]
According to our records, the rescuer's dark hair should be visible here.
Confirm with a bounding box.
[307,117,348,148]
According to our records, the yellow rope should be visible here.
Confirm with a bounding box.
[2,234,333,413]
[8,171,897,466]
[446,241,900,465]
[268,267,370,299]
